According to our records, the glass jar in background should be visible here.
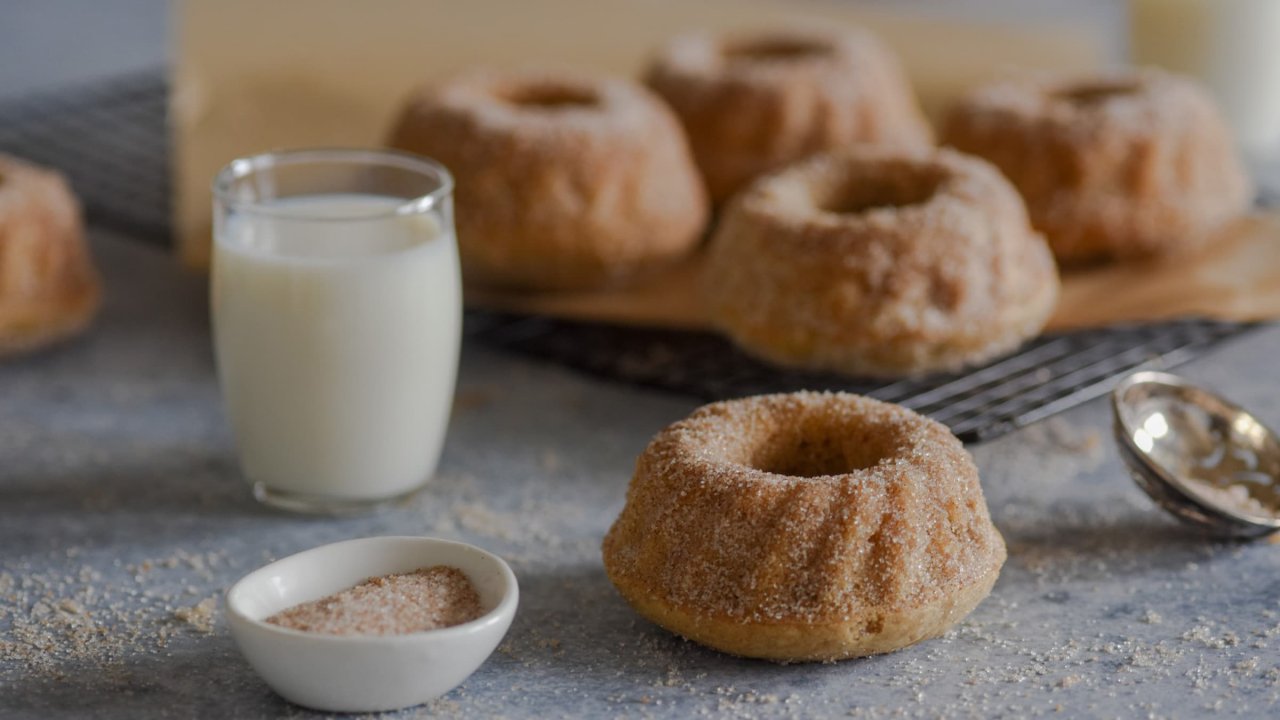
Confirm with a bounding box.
[1131,0,1280,158]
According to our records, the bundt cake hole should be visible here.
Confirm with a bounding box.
[814,169,945,216]
[1055,80,1143,107]
[500,83,601,110]
[747,418,895,478]
[723,37,834,63]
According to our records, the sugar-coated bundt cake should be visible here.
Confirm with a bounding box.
[941,70,1252,264]
[389,68,709,291]
[646,27,932,204]
[702,147,1058,378]
[0,153,100,356]
[602,391,1006,662]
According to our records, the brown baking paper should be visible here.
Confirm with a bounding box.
[467,214,1280,331]
[1050,215,1280,330]
[176,1,1278,333]
[173,0,1104,266]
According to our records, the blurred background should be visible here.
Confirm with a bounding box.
[0,1,167,97]
[0,0,1137,258]
[0,1,1122,99]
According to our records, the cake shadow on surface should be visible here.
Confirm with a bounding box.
[0,449,270,526]
[1001,513,1229,586]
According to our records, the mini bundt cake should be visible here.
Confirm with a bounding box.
[0,153,100,356]
[602,391,1006,662]
[646,27,932,204]
[941,70,1252,264]
[389,68,709,291]
[702,147,1058,377]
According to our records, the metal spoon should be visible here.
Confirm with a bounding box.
[1111,371,1280,539]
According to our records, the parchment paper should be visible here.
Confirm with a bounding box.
[180,2,1280,330]
[466,215,1280,331]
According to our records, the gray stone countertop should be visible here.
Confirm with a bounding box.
[3,226,1280,720]
[6,2,1280,717]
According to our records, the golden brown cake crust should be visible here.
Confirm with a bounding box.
[389,68,709,291]
[941,70,1252,265]
[602,391,1006,662]
[0,154,100,357]
[702,147,1058,378]
[646,27,932,204]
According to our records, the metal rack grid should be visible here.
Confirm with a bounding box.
[0,70,1260,442]
[0,71,171,244]
[467,313,1254,442]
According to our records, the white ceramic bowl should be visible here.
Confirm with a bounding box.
[225,536,518,713]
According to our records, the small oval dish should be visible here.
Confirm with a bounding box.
[225,536,518,713]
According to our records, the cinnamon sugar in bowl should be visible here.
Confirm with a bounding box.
[225,536,518,713]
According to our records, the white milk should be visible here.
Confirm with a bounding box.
[212,194,460,501]
[1131,0,1280,156]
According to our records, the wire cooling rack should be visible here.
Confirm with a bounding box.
[0,72,171,244]
[0,70,1261,442]
[468,313,1254,442]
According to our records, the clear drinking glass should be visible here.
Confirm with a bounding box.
[211,149,460,513]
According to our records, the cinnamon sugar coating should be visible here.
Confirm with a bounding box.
[941,70,1252,265]
[266,566,483,637]
[0,154,100,357]
[703,147,1058,378]
[389,68,709,291]
[646,28,932,204]
[602,392,1006,662]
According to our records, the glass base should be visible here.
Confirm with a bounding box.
[251,482,423,515]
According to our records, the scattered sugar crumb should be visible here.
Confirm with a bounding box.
[173,597,219,634]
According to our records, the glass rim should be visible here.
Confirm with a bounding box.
[211,147,455,222]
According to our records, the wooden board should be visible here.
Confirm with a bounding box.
[174,1,1276,332]
[173,0,1106,267]
[467,215,1280,331]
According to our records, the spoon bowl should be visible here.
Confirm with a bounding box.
[1112,371,1280,538]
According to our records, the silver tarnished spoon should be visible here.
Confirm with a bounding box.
[1112,371,1280,539]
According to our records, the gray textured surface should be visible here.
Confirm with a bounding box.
[0,0,169,100]
[3,228,1280,720]
[5,2,1280,718]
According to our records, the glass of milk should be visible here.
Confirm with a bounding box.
[211,148,460,513]
[1131,0,1280,158]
